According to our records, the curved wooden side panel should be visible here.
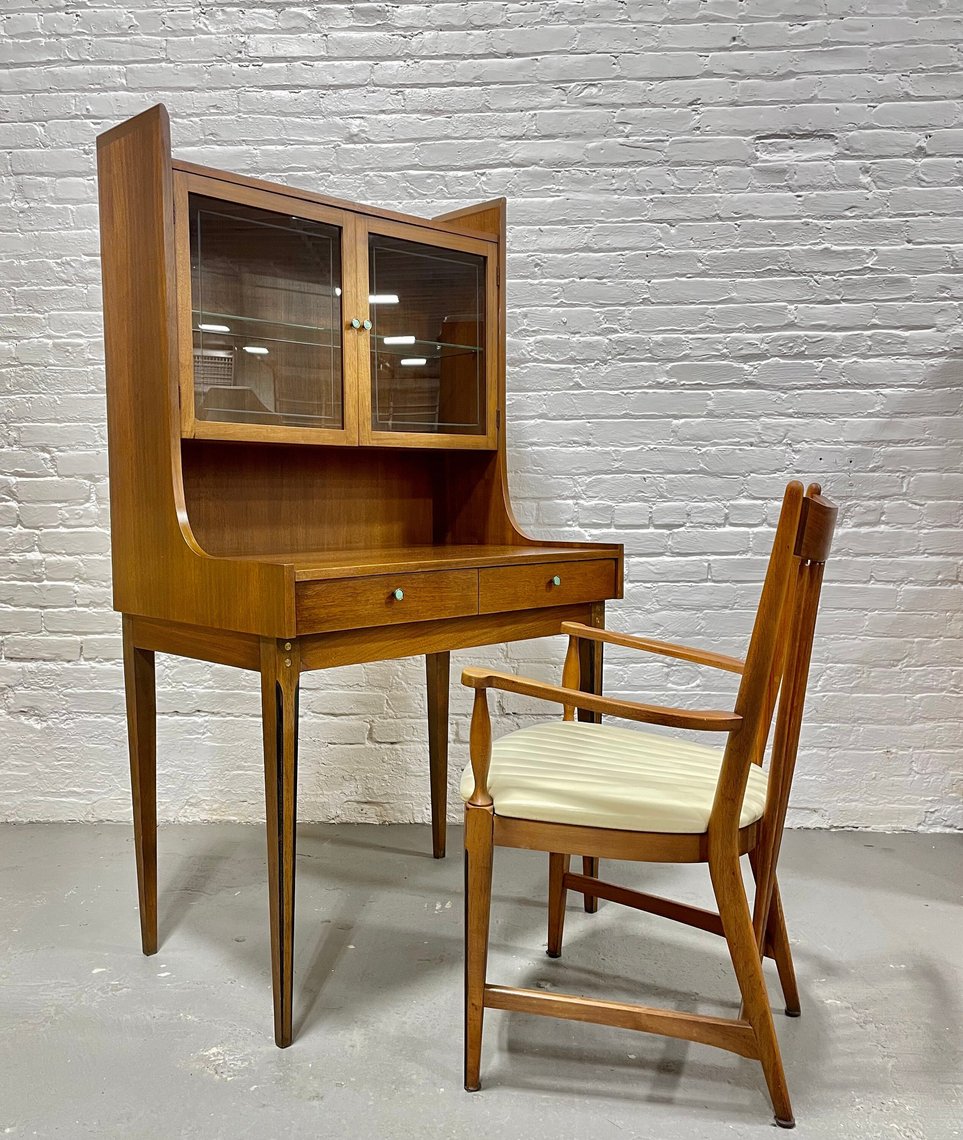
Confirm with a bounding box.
[97,105,294,637]
[434,198,524,545]
[433,199,623,585]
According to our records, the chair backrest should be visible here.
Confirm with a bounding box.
[709,482,837,845]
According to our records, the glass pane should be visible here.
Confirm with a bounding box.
[368,233,486,435]
[190,195,344,430]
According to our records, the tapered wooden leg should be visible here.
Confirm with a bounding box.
[575,603,604,726]
[580,855,600,913]
[711,853,794,1128]
[749,850,800,1018]
[122,615,157,956]
[547,853,571,957]
[464,803,495,1091]
[426,651,450,859]
[261,638,300,1049]
[767,881,801,1017]
[576,603,605,912]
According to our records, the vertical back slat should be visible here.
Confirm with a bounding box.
[708,481,804,843]
[749,488,837,943]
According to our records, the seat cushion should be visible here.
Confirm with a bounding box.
[459,720,768,834]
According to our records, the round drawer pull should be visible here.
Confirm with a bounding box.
[350,317,362,329]
[363,319,373,331]
[392,587,405,601]
[551,575,561,587]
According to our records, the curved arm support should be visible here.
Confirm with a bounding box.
[461,667,741,733]
[561,623,745,675]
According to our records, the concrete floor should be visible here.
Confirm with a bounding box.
[0,826,960,1139]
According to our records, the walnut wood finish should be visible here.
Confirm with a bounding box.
[462,482,836,1127]
[122,615,157,956]
[260,637,300,1049]
[464,803,495,1090]
[299,604,605,671]
[484,985,758,1059]
[462,667,742,732]
[357,216,499,451]
[174,159,500,245]
[426,652,451,860]
[174,171,362,448]
[99,106,622,1050]
[297,569,478,633]
[495,814,761,862]
[546,853,570,957]
[97,106,292,638]
[126,615,261,670]
[562,621,746,674]
[575,601,604,911]
[560,868,802,1012]
[767,880,802,1017]
[478,559,617,614]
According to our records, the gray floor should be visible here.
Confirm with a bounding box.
[1,826,960,1139]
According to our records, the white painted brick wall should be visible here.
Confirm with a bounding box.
[1,1,961,832]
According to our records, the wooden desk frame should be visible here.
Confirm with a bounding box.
[98,105,623,1047]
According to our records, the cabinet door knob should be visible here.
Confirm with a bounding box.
[362,319,373,331]
[350,318,361,329]
[551,575,561,587]
[392,587,404,601]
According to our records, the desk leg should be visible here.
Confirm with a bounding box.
[577,601,604,913]
[426,651,450,859]
[261,638,300,1048]
[122,614,157,955]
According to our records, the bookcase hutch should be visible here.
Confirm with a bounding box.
[97,105,623,1047]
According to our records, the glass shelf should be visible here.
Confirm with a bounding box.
[198,397,339,428]
[193,310,341,347]
[374,336,482,354]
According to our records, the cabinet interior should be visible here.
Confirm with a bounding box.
[180,439,502,557]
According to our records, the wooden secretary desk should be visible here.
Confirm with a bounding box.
[96,105,623,1047]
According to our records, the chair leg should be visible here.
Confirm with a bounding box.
[261,638,300,1050]
[122,615,157,956]
[768,881,801,1017]
[464,803,495,1091]
[547,853,571,957]
[750,849,801,1019]
[581,856,600,913]
[711,853,794,1128]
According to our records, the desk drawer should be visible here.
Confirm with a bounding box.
[297,569,478,633]
[478,559,618,615]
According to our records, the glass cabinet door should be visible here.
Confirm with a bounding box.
[182,184,355,442]
[362,225,495,447]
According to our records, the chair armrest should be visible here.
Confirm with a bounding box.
[461,667,741,732]
[561,622,745,675]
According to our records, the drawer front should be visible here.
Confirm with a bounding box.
[478,559,618,615]
[297,569,478,633]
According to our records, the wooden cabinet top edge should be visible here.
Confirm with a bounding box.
[170,159,499,244]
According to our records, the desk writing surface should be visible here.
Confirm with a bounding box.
[231,544,619,582]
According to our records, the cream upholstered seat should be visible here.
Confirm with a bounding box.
[459,720,768,834]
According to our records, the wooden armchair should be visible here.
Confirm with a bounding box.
[460,481,837,1127]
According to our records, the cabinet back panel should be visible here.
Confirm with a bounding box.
[181,441,436,556]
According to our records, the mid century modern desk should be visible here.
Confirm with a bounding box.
[97,105,623,1047]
